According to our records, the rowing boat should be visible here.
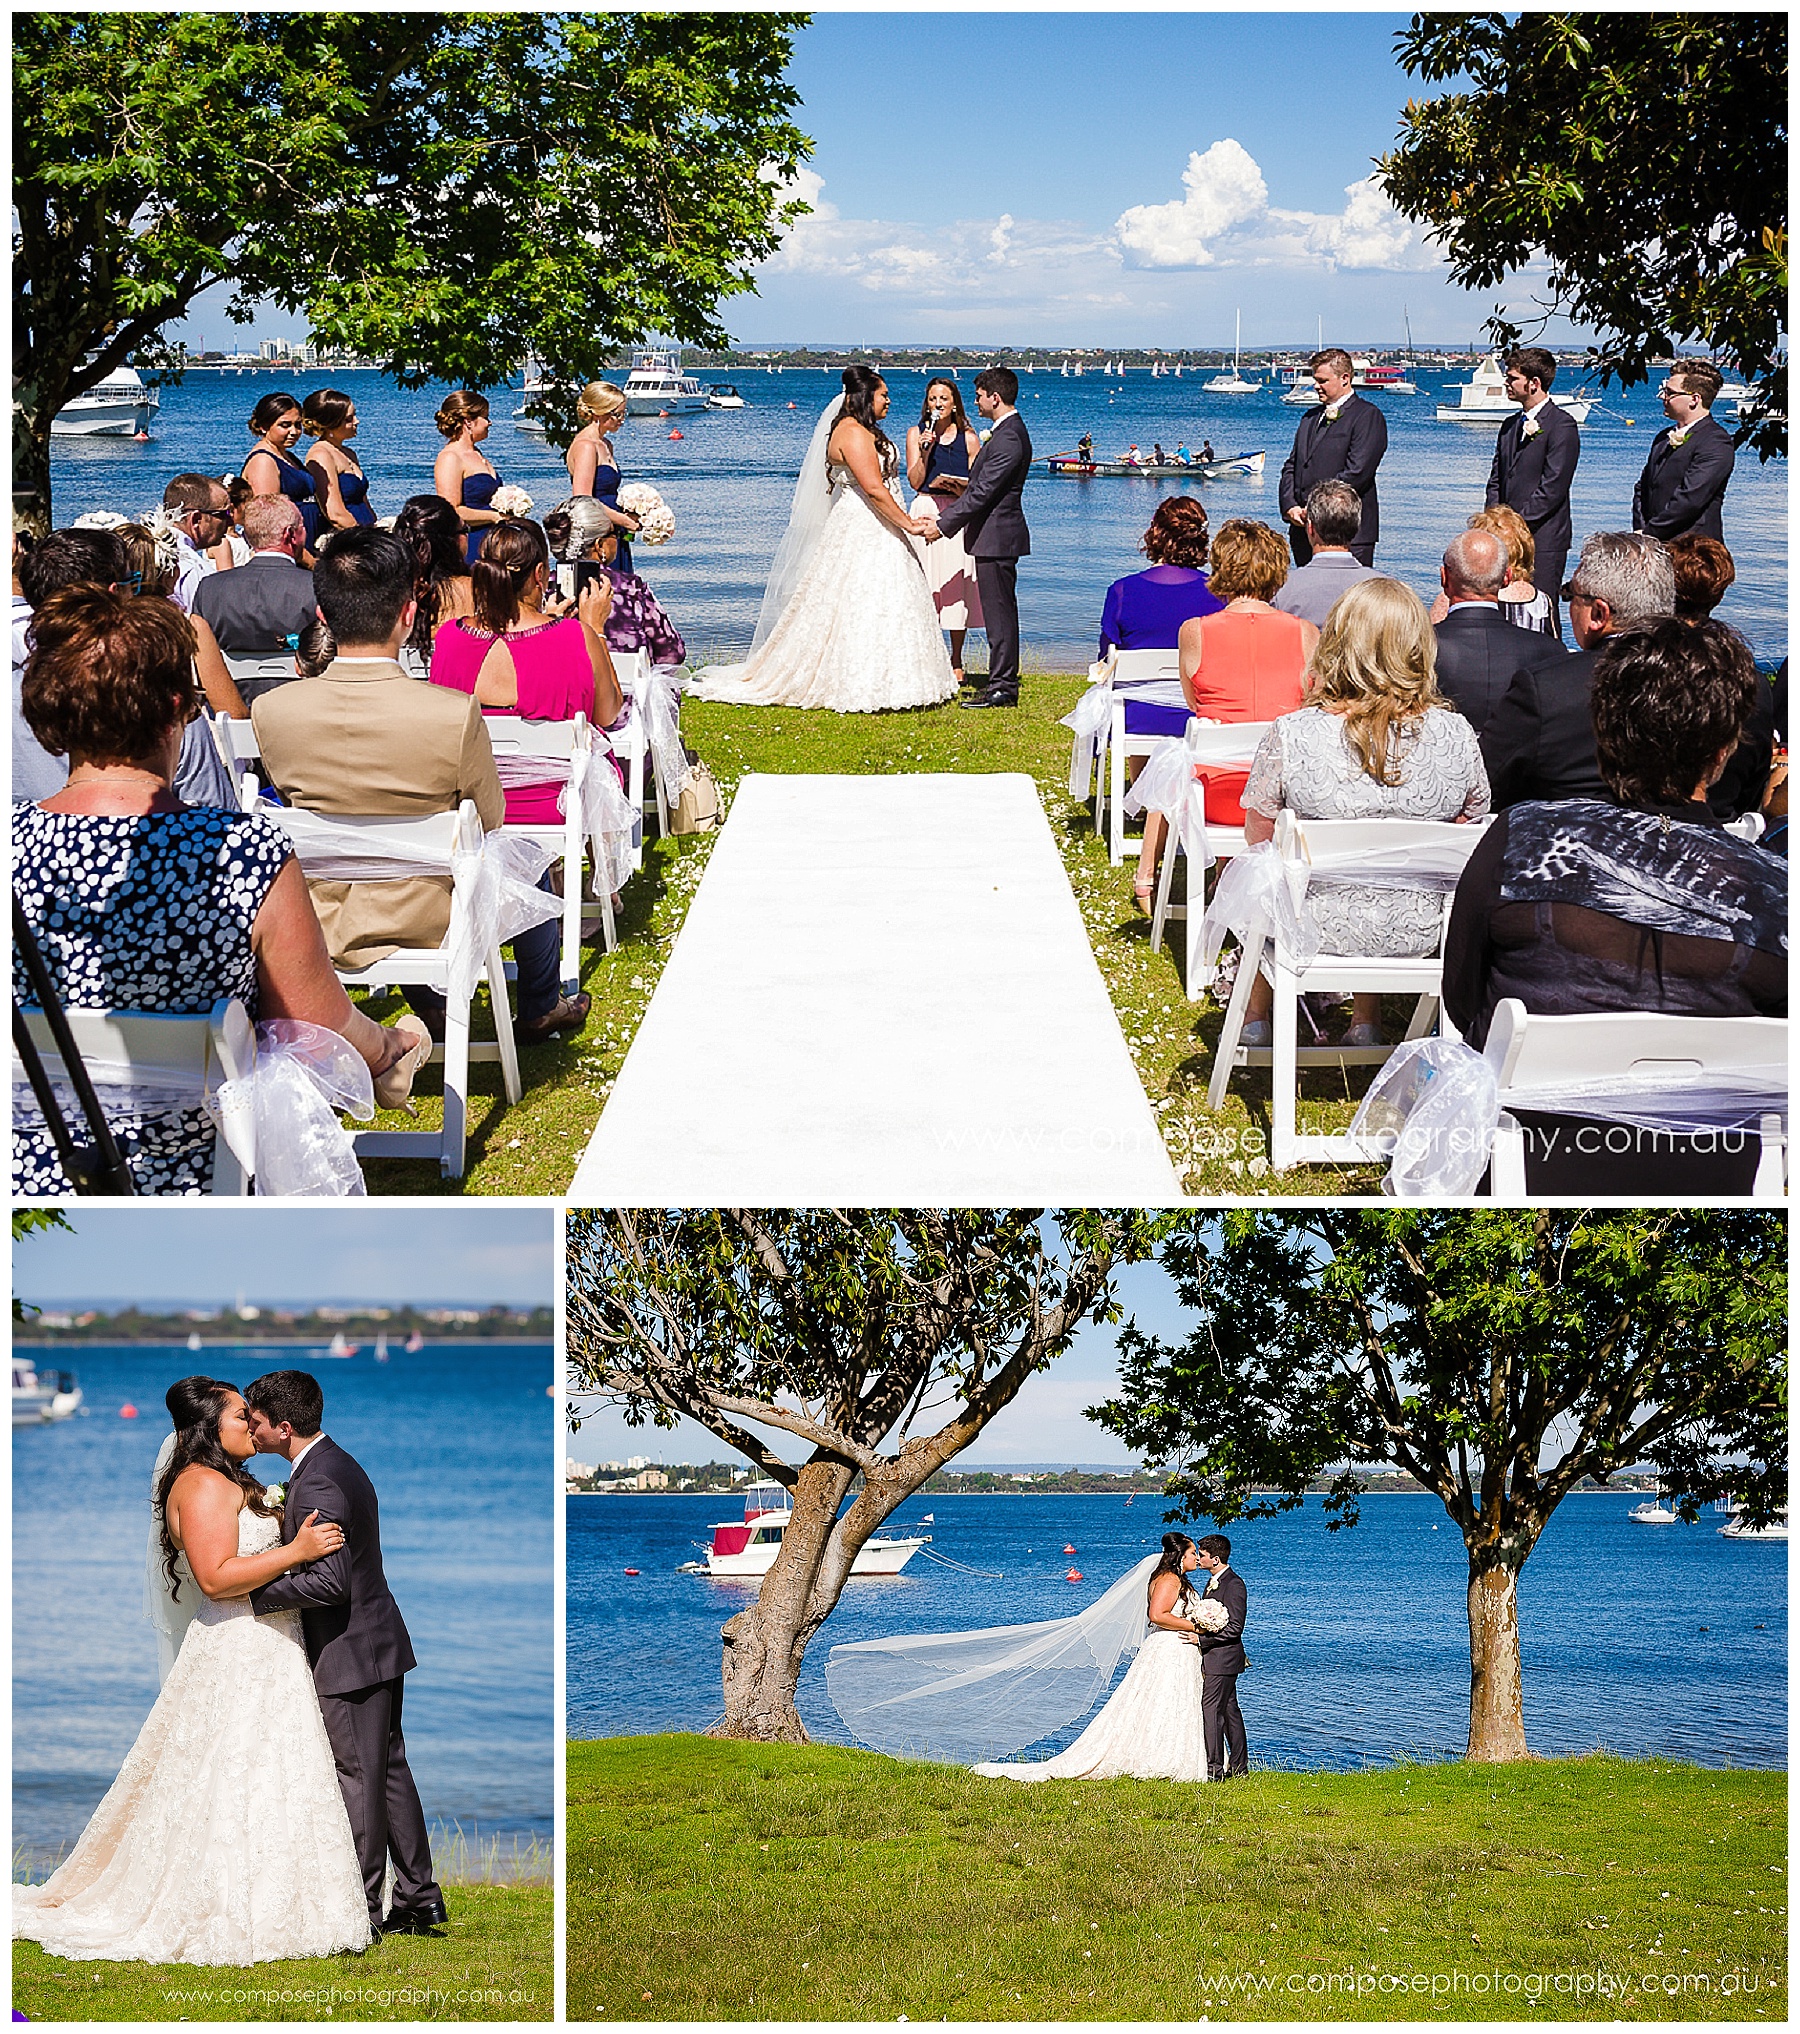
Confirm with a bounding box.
[1042,450,1266,480]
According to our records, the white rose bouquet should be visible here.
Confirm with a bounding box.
[1192,1596,1230,1633]
[618,482,675,545]
[489,483,535,517]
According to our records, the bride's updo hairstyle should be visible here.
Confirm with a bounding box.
[1149,1530,1199,1611]
[154,1377,280,1599]
[837,365,898,478]
[471,517,552,634]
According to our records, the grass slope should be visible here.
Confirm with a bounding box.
[376,671,1393,1195]
[569,1736,1786,2022]
[10,1883,551,2023]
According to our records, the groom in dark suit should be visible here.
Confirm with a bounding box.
[246,1370,447,1940]
[1193,1534,1248,1780]
[1278,348,1387,567]
[928,365,1031,709]
[1486,346,1581,639]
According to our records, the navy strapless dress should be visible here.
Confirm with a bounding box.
[336,467,376,527]
[461,471,502,564]
[248,447,321,546]
[592,458,633,576]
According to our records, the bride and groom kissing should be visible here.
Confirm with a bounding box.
[14,1370,446,1967]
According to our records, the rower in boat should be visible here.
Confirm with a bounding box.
[1077,431,1094,463]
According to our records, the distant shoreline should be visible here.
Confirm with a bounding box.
[14,1335,552,1350]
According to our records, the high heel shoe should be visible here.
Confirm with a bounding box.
[1132,875,1156,914]
[372,1016,432,1113]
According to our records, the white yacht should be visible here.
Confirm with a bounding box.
[705,383,746,409]
[1629,1486,1682,1525]
[1435,353,1592,424]
[684,1482,928,1578]
[1716,1499,1788,1542]
[51,365,159,437]
[13,1359,83,1426]
[623,349,709,415]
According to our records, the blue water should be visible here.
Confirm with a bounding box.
[12,1343,553,1864]
[569,1491,1786,1768]
[50,365,1787,666]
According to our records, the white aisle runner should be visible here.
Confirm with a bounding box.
[569,773,1184,1203]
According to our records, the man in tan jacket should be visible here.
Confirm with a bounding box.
[253,527,589,1042]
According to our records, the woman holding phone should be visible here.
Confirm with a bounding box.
[905,377,984,684]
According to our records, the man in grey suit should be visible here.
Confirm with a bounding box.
[1486,346,1581,640]
[191,497,317,700]
[1430,527,1569,738]
[929,366,1031,708]
[1270,479,1380,627]
[247,1369,447,1940]
[1632,358,1736,543]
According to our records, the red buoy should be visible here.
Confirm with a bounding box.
[624,1568,641,1576]
[668,429,683,440]
[1065,1568,1083,1582]
[132,431,151,444]
[119,1404,138,1418]
[1062,1543,1077,1554]
[787,402,798,409]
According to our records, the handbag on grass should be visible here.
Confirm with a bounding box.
[672,754,722,834]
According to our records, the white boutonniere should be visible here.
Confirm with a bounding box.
[266,1482,287,1508]
[1520,416,1542,441]
[1668,424,1692,447]
[1323,403,1342,421]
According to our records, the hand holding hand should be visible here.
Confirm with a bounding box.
[291,1509,345,1564]
[917,519,943,542]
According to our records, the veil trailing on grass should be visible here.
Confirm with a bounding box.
[144,1431,201,1685]
[749,395,846,654]
[825,1554,1158,1764]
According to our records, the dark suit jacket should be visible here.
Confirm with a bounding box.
[1479,646,1606,809]
[1632,413,1735,541]
[191,553,318,657]
[1195,1568,1247,1677]
[1432,605,1572,739]
[1278,394,1387,551]
[934,412,1031,559]
[250,1435,417,1697]
[1486,402,1581,592]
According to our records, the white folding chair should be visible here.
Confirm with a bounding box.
[484,712,618,992]
[1481,999,1788,1201]
[1144,718,1271,995]
[273,802,520,1179]
[1207,810,1490,1172]
[608,650,677,871]
[1104,648,1185,864]
[209,709,263,814]
[223,649,299,695]
[14,999,256,1195]
[1724,811,1767,844]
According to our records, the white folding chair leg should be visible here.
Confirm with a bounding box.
[626,741,647,872]
[1149,820,1177,957]
[1489,1112,1528,1201]
[559,867,582,993]
[440,994,471,1180]
[652,754,671,841]
[1401,994,1439,1043]
[489,937,523,1107]
[1092,723,1110,842]
[1207,918,1267,1110]
[1269,951,1300,1171]
[1109,726,1129,864]
[1752,1115,1786,1201]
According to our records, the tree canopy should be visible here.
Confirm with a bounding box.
[1092,1210,1786,1758]
[1378,13,1787,457]
[12,10,812,523]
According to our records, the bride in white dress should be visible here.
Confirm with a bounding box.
[13,1377,374,1966]
[826,1532,1226,1778]
[690,366,960,712]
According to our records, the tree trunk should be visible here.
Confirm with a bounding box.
[13,402,52,538]
[1465,1552,1528,1761]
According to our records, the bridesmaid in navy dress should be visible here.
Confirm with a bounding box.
[432,389,504,564]
[301,388,376,533]
[241,392,321,551]
[564,381,641,574]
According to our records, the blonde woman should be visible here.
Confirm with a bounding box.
[1430,504,1553,634]
[565,380,642,572]
[1234,576,1489,1047]
[431,389,501,565]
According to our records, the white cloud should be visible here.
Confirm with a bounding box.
[1114,139,1269,267]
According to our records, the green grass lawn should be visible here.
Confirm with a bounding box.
[10,1883,551,2023]
[569,1735,1786,2022]
[373,669,1393,1195]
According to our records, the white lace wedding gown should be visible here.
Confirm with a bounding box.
[692,463,959,712]
[13,1508,372,1965]
[973,1626,1210,1782]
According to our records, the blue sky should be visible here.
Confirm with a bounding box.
[14,1209,554,1310]
[173,10,1568,355]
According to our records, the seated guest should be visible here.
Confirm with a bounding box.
[118,520,248,722]
[253,526,590,1044]
[1269,480,1379,628]
[428,518,622,825]
[1443,618,1784,1192]
[1131,517,1315,908]
[15,528,237,810]
[1470,504,1554,634]
[543,496,687,668]
[1429,527,1568,737]
[1098,496,1222,655]
[1235,577,1489,1048]
[223,476,255,567]
[394,493,475,668]
[1480,531,1674,809]
[191,498,318,700]
[1667,531,1736,620]
[12,586,423,1194]
[1663,534,1773,822]
[162,473,232,613]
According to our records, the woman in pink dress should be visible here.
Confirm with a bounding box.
[428,519,622,825]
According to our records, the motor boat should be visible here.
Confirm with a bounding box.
[1716,1500,1788,1542]
[623,348,709,415]
[51,364,159,437]
[1435,353,1592,424]
[706,383,746,409]
[13,1358,83,1426]
[685,1481,928,1577]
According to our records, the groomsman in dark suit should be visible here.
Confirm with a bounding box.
[1486,346,1581,640]
[1632,358,1736,543]
[930,366,1031,709]
[1278,348,1387,567]
[1193,1533,1249,1780]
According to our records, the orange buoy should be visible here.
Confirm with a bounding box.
[668,429,683,440]
[1062,1543,1077,1554]
[1065,1568,1083,1582]
[119,1404,138,1418]
[787,401,798,409]
[624,1568,641,1576]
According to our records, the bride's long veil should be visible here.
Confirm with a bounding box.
[826,1554,1157,1764]
[748,394,846,655]
[144,1431,200,1685]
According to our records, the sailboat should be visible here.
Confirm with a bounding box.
[374,1332,390,1363]
[405,1328,424,1353]
[1060,358,1070,377]
[324,1331,356,1359]
[1629,1483,1682,1524]
[187,1332,202,1353]
[1204,312,1262,392]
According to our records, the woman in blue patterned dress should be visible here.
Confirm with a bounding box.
[241,393,321,552]
[12,588,422,1195]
